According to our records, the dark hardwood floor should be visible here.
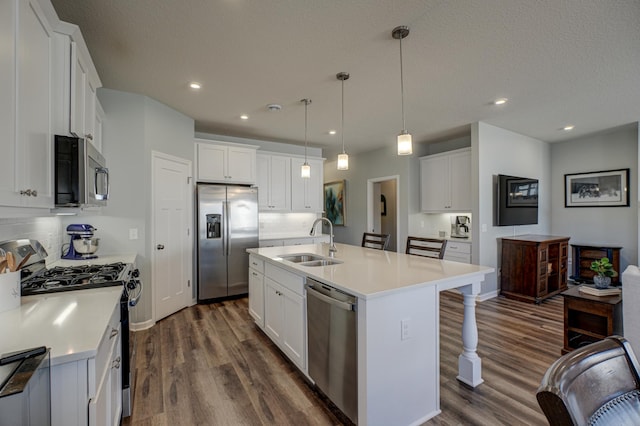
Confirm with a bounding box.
[123,291,563,425]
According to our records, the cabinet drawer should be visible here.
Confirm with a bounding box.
[265,263,305,296]
[249,255,264,273]
[446,242,471,255]
[259,239,285,248]
[444,253,471,264]
[89,302,120,396]
[283,238,314,246]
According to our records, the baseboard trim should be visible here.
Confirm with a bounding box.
[130,319,155,331]
[478,290,499,302]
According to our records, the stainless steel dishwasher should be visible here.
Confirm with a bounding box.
[306,278,358,424]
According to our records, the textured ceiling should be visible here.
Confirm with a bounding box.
[50,0,640,155]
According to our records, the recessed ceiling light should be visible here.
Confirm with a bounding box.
[563,125,575,131]
[329,130,337,135]
[267,104,282,111]
[494,98,508,105]
[189,82,201,89]
[240,114,249,120]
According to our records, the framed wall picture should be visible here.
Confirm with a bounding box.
[324,180,346,225]
[564,169,630,207]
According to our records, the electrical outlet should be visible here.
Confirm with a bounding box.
[401,318,411,340]
[481,223,487,232]
[129,228,138,240]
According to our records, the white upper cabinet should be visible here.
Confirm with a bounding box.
[257,153,291,211]
[52,21,102,148]
[195,140,257,184]
[0,0,54,208]
[291,157,323,212]
[420,148,471,212]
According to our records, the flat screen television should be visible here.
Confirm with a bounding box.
[495,174,539,226]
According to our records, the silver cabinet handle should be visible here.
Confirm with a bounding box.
[112,356,121,369]
[86,133,94,140]
[19,189,37,197]
[157,244,165,250]
[110,328,119,339]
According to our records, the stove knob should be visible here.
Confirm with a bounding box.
[132,269,140,278]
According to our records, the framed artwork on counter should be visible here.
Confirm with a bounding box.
[324,180,346,225]
[564,169,630,207]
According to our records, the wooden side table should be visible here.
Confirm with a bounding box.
[561,285,622,354]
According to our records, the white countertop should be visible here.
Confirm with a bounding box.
[0,287,122,366]
[259,233,326,241]
[248,243,492,299]
[49,253,137,268]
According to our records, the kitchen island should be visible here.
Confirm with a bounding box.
[247,243,493,425]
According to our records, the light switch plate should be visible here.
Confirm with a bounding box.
[129,228,138,240]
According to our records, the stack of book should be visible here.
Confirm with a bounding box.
[579,285,621,297]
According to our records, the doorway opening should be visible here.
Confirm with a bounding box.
[367,175,399,252]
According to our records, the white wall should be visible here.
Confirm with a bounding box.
[324,144,414,252]
[550,123,638,274]
[474,122,551,295]
[69,89,195,325]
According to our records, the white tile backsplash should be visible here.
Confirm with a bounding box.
[0,216,63,262]
[259,212,322,238]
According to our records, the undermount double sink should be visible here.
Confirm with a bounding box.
[279,253,343,267]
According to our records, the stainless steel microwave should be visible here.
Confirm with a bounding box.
[54,135,109,207]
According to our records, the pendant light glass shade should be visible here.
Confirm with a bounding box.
[301,99,312,178]
[337,153,349,170]
[336,72,350,170]
[393,25,412,156]
[301,162,311,178]
[397,131,413,155]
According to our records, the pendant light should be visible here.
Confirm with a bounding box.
[392,25,412,156]
[301,98,312,178]
[336,72,350,170]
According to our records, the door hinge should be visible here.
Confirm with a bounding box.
[187,228,190,236]
[187,176,192,184]
[187,279,191,288]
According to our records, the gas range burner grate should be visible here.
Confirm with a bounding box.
[21,262,129,295]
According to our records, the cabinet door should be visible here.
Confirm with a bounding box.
[84,72,97,142]
[291,157,323,212]
[248,269,265,328]
[268,155,290,210]
[264,278,283,342]
[256,155,270,209]
[197,143,227,181]
[93,99,105,152]
[70,41,87,138]
[281,286,306,371]
[16,0,53,208]
[0,0,19,206]
[420,156,449,211]
[449,150,472,211]
[227,146,255,184]
[109,332,123,426]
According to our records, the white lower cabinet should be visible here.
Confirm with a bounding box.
[51,300,122,426]
[248,255,265,328]
[259,263,306,373]
[444,240,472,264]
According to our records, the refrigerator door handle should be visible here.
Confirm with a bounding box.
[224,200,230,256]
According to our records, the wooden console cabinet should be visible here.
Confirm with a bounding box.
[570,244,622,285]
[500,235,570,303]
[562,285,622,354]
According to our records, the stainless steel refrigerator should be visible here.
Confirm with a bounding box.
[197,183,258,301]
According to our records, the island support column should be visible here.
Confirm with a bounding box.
[457,282,483,387]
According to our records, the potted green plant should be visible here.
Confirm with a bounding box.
[590,257,618,289]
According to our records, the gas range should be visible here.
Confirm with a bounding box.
[21,262,130,296]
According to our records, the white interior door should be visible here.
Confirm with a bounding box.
[153,151,192,321]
